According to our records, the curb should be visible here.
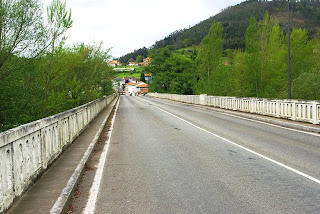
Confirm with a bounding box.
[50,97,119,214]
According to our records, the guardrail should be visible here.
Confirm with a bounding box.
[148,93,320,125]
[0,93,117,213]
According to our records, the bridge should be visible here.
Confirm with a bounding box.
[1,94,320,213]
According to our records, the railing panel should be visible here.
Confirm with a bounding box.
[0,144,14,211]
[148,93,320,125]
[0,93,117,213]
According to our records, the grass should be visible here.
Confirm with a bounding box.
[112,72,141,79]
[111,66,146,79]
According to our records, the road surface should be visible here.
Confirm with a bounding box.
[84,96,320,214]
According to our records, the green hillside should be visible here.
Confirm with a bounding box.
[119,0,320,63]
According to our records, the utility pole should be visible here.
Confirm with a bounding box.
[192,50,195,95]
[288,0,291,99]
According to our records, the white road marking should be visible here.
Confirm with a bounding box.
[152,97,320,137]
[197,106,320,137]
[149,102,320,185]
[83,99,120,214]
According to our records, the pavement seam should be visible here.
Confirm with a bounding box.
[50,97,118,214]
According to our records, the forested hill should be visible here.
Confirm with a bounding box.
[119,0,320,63]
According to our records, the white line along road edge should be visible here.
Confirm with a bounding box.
[149,102,320,185]
[83,98,120,214]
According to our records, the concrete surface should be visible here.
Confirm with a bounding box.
[92,96,320,213]
[5,95,320,213]
[6,98,118,214]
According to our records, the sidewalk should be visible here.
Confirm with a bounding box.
[6,98,118,214]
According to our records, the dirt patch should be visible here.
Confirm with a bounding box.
[64,104,117,214]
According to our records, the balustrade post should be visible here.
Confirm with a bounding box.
[200,94,207,105]
[291,102,296,121]
[276,100,280,118]
[312,101,318,124]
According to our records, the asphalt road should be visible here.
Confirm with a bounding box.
[89,96,320,214]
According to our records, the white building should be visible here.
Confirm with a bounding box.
[125,82,137,96]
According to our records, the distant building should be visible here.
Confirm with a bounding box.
[128,61,139,67]
[128,57,151,67]
[143,57,151,65]
[108,60,122,67]
[125,82,138,96]
[124,81,149,96]
[145,73,152,83]
[136,81,149,94]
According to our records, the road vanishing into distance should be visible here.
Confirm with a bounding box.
[83,96,320,214]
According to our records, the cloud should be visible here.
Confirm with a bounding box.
[44,0,246,57]
[202,0,244,11]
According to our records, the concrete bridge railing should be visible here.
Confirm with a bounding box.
[148,93,320,125]
[0,93,117,213]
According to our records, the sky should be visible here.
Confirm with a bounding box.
[43,0,245,58]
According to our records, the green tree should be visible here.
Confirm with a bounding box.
[146,46,193,94]
[183,38,191,47]
[258,13,275,96]
[0,57,44,130]
[290,28,313,80]
[0,0,46,74]
[37,43,112,118]
[245,16,260,96]
[46,0,73,57]
[291,71,320,100]
[140,72,145,82]
[195,21,223,94]
[43,0,73,117]
[136,55,143,63]
[311,34,320,73]
[263,20,287,98]
[231,50,249,97]
[0,0,46,130]
[0,1,114,132]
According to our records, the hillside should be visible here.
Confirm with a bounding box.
[119,0,320,63]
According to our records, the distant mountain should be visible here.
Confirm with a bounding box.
[119,0,320,63]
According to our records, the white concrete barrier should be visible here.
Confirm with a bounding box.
[148,93,320,125]
[0,94,117,213]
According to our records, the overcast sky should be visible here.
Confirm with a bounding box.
[44,0,245,58]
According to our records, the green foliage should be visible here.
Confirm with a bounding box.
[145,46,193,95]
[0,43,113,131]
[0,57,44,130]
[245,16,260,96]
[195,21,223,95]
[136,55,143,63]
[290,28,313,80]
[259,14,287,98]
[140,72,145,82]
[0,0,46,70]
[123,0,320,60]
[119,47,148,64]
[124,2,320,101]
[0,1,113,132]
[47,0,73,52]
[191,12,319,100]
[145,10,320,101]
[112,71,141,79]
[231,50,249,96]
[291,71,320,100]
